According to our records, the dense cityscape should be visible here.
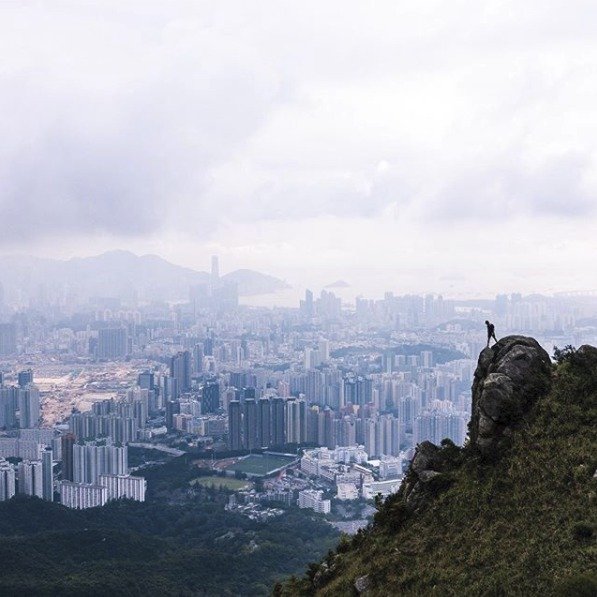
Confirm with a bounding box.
[1,255,595,525]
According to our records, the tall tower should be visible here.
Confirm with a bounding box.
[257,398,271,448]
[228,400,242,450]
[243,399,258,450]
[170,351,191,393]
[42,448,53,502]
[271,397,286,447]
[18,386,40,429]
[61,434,76,482]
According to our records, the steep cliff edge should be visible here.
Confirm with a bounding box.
[278,337,597,596]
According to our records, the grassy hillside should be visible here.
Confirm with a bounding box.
[279,346,597,595]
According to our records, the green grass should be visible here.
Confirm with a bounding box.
[225,454,296,476]
[279,346,597,596]
[190,476,252,490]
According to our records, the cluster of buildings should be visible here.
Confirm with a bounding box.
[299,445,406,504]
[2,265,596,522]
[0,367,146,509]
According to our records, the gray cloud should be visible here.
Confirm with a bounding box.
[1,0,597,253]
[425,153,595,221]
[0,6,286,243]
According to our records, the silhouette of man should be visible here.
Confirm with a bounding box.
[485,320,498,347]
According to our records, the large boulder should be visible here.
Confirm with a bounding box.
[402,440,459,511]
[470,336,552,456]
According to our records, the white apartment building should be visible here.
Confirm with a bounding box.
[297,489,331,514]
[98,474,146,502]
[60,481,108,509]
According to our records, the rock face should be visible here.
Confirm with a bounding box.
[470,335,552,456]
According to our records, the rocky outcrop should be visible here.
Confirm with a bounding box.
[470,335,552,457]
[403,336,552,509]
[401,440,460,512]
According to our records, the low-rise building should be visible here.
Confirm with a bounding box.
[336,482,359,500]
[362,479,402,500]
[297,489,331,514]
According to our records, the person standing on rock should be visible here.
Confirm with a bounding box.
[485,320,498,347]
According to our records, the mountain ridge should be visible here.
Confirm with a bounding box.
[0,250,290,302]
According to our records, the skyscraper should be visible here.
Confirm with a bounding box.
[170,351,191,393]
[18,386,40,429]
[228,400,242,450]
[97,328,128,359]
[271,397,286,447]
[202,381,220,414]
[42,448,53,501]
[137,371,155,391]
[0,386,18,429]
[18,460,43,498]
[285,398,307,444]
[61,433,76,481]
[243,399,258,450]
[257,398,271,448]
[0,458,16,501]
[193,343,205,374]
[73,443,128,484]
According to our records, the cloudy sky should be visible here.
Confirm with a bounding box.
[1,0,597,299]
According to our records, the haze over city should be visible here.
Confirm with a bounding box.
[2,1,597,298]
[1,2,596,596]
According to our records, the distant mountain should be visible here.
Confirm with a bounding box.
[223,269,290,296]
[0,250,289,303]
[325,280,350,288]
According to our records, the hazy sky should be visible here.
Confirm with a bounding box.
[2,1,597,298]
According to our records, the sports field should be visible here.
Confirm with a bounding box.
[224,453,296,476]
[190,476,252,490]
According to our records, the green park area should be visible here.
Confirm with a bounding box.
[224,453,297,477]
[190,476,252,491]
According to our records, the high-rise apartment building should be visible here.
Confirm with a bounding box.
[18,386,40,428]
[61,433,76,481]
[42,448,53,501]
[228,400,242,450]
[97,328,128,359]
[271,397,286,447]
[202,381,220,413]
[73,443,128,484]
[257,397,271,448]
[0,386,18,429]
[18,460,43,498]
[243,399,258,450]
[170,351,191,393]
[0,458,16,501]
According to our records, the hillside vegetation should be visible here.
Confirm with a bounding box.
[279,344,597,596]
[0,475,338,596]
